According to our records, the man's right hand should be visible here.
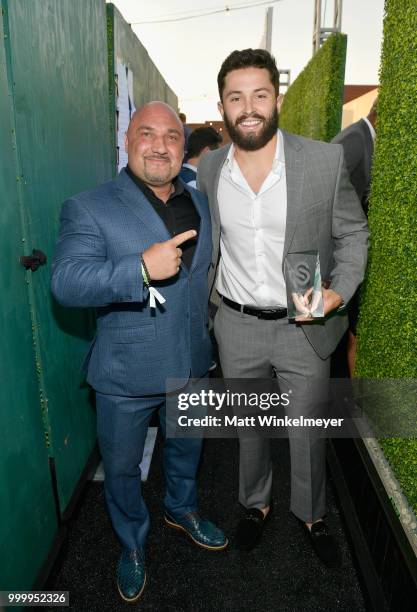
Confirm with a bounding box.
[142,230,197,280]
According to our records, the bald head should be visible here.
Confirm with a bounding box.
[125,101,185,189]
[127,101,183,135]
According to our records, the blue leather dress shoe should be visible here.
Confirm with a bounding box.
[165,511,228,550]
[116,548,146,603]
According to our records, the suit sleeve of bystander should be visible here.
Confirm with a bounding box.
[328,147,370,304]
[196,156,208,194]
[334,129,364,176]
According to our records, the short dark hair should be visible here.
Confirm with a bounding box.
[186,127,223,160]
[217,48,280,100]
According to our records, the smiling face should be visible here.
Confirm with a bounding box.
[218,67,279,151]
[125,102,184,187]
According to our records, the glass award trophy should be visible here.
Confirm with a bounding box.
[284,250,324,319]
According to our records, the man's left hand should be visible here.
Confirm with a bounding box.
[295,288,343,322]
[323,288,343,315]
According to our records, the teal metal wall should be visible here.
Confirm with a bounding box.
[0,4,57,591]
[0,0,113,589]
[1,0,178,591]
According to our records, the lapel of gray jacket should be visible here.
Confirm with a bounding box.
[202,145,230,268]
[281,130,305,263]
[115,169,172,242]
[210,145,230,231]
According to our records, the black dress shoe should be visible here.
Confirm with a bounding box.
[302,520,341,568]
[235,505,272,551]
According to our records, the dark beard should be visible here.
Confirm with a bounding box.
[224,107,279,151]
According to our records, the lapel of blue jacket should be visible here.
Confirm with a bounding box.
[114,169,172,242]
[115,169,208,273]
[281,129,305,263]
[181,179,208,273]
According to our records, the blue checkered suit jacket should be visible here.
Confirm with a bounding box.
[51,169,212,396]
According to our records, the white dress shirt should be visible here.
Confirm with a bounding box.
[216,129,287,308]
[363,117,376,142]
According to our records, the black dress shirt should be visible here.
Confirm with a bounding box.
[125,165,200,270]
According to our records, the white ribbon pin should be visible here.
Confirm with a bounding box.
[148,286,166,309]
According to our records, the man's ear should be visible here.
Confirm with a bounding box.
[217,101,224,119]
[124,132,128,153]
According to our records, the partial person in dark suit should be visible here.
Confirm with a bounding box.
[51,102,227,604]
[180,126,223,187]
[179,111,192,154]
[332,97,377,375]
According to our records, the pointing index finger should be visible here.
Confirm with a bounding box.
[171,229,197,247]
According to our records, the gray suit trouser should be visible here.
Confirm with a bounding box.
[214,299,330,523]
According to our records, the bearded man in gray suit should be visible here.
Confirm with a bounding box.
[197,49,369,566]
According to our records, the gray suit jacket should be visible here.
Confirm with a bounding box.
[331,119,374,215]
[197,129,369,359]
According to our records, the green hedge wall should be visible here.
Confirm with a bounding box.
[279,33,347,142]
[355,0,417,513]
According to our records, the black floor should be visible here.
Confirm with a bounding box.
[43,435,365,612]
[39,333,365,611]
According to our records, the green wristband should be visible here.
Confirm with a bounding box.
[140,255,150,286]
